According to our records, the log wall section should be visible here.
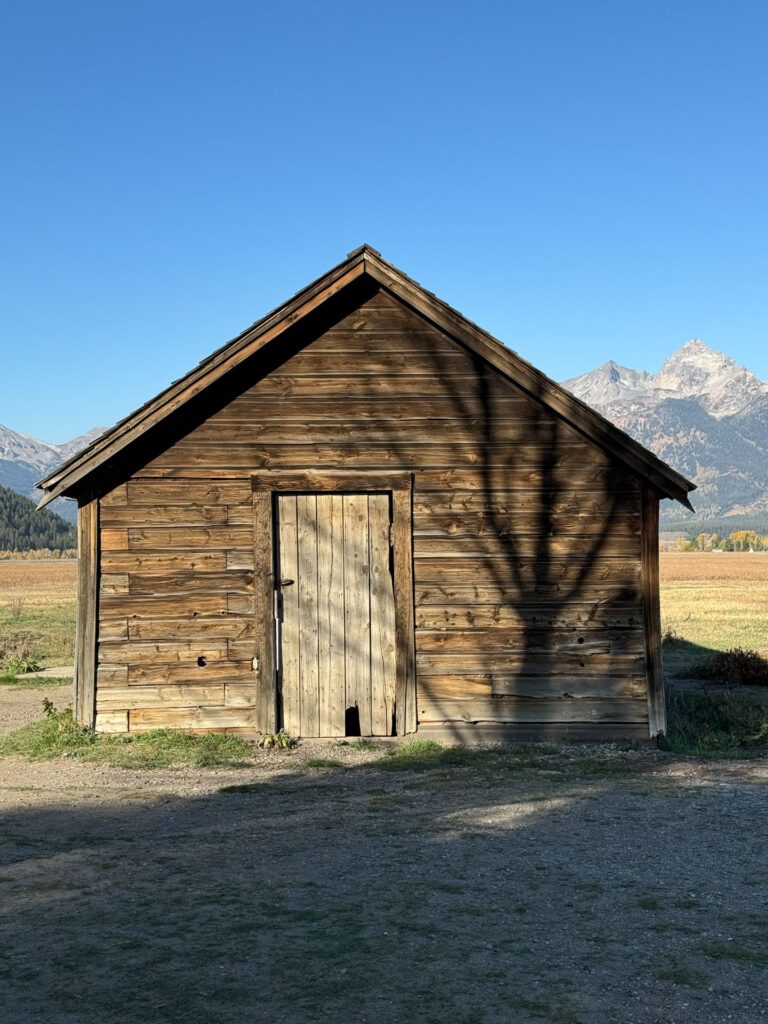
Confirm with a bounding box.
[94,289,649,739]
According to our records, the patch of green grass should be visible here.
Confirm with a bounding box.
[0,675,71,689]
[662,690,768,757]
[306,758,343,769]
[0,702,255,769]
[344,739,379,751]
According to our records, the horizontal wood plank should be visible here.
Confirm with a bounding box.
[413,535,640,558]
[98,640,229,665]
[147,442,610,471]
[126,480,251,505]
[417,653,645,676]
[97,684,226,710]
[94,711,128,733]
[128,707,256,731]
[415,627,645,655]
[101,504,229,527]
[102,551,229,573]
[417,696,649,724]
[127,570,254,596]
[100,594,230,618]
[418,675,647,699]
[123,526,251,550]
[415,602,643,629]
[415,583,643,605]
[127,661,254,685]
[412,511,641,537]
[127,617,254,641]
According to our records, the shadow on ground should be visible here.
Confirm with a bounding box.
[2,752,768,1024]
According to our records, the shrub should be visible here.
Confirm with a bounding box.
[0,630,42,676]
[695,647,768,687]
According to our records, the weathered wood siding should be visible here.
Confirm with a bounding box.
[94,288,648,738]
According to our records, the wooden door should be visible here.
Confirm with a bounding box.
[275,492,397,737]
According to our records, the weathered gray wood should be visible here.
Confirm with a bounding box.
[368,493,396,735]
[343,493,371,735]
[297,495,320,736]
[316,494,345,736]
[276,495,301,736]
[642,486,666,737]
[75,497,99,728]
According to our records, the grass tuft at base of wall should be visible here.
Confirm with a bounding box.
[662,690,768,758]
[0,702,255,769]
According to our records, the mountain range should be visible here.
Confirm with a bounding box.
[562,339,768,523]
[2,338,767,529]
[0,424,104,523]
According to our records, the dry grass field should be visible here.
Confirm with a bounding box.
[660,553,768,674]
[0,558,77,607]
[0,560,77,672]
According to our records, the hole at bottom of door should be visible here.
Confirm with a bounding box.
[345,706,361,737]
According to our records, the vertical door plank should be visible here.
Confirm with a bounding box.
[277,496,301,736]
[297,494,320,736]
[317,494,345,736]
[343,494,372,735]
[368,494,396,735]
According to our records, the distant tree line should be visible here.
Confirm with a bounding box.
[675,530,768,552]
[0,484,77,552]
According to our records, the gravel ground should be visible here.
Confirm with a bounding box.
[1,692,768,1024]
[0,681,73,737]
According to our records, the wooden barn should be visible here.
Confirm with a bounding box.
[37,247,695,743]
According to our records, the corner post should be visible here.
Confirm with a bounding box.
[74,494,99,728]
[641,485,666,737]
[392,478,416,735]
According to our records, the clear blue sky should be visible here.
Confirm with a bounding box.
[1,0,766,442]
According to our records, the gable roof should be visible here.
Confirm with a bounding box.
[37,245,695,509]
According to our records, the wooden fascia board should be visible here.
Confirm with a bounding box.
[362,253,695,507]
[36,258,368,507]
